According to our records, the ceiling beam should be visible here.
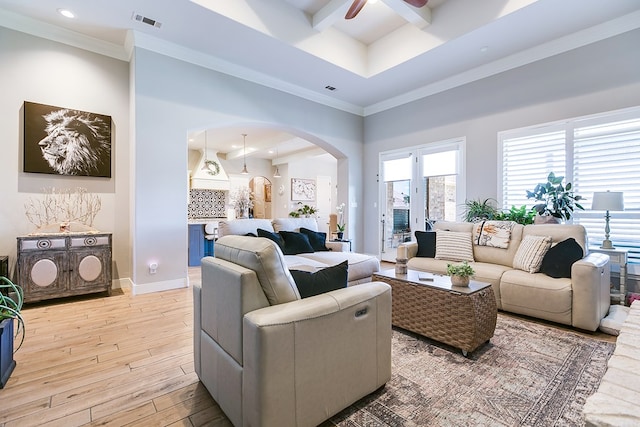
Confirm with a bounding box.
[312,0,351,31]
[382,0,431,29]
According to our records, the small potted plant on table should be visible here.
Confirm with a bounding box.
[1,277,25,388]
[446,261,475,287]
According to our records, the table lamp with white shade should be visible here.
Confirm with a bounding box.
[591,191,624,249]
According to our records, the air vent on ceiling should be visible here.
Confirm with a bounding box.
[132,12,162,29]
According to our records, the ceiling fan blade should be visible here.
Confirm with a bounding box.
[403,0,428,7]
[345,0,368,19]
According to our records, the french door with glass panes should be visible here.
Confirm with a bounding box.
[379,139,465,262]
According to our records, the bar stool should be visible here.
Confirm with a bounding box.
[204,222,218,256]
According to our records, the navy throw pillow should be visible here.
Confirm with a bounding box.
[279,231,315,255]
[257,228,284,250]
[299,227,329,252]
[539,238,583,278]
[290,261,349,298]
[415,230,436,258]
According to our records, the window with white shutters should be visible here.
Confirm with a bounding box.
[499,107,640,273]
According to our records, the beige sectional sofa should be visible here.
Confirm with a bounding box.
[217,217,380,285]
[403,221,611,331]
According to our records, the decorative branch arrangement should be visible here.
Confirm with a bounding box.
[24,187,102,229]
[229,186,253,218]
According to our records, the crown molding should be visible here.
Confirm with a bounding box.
[365,10,640,115]
[0,9,128,61]
[0,8,363,115]
[3,7,639,118]
[129,31,364,116]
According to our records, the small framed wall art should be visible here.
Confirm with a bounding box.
[23,101,112,177]
[291,178,316,201]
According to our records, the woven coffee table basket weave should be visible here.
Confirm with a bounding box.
[372,270,497,356]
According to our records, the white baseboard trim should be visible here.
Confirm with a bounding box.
[131,278,188,295]
[113,278,133,290]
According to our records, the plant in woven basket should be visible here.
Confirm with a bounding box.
[447,261,475,287]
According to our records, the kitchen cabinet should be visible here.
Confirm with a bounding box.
[16,233,112,303]
[188,224,205,266]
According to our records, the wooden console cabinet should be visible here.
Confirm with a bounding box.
[17,233,112,303]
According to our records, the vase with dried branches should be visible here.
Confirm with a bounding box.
[230,187,254,219]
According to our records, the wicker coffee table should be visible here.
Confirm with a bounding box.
[372,269,497,356]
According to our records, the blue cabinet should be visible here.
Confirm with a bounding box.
[188,224,205,266]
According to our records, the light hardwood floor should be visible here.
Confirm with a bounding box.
[1,265,615,426]
[0,271,230,427]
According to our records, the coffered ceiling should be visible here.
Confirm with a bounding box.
[1,0,639,157]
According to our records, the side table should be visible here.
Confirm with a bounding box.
[330,239,352,252]
[589,246,628,305]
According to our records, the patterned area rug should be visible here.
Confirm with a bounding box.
[326,314,614,427]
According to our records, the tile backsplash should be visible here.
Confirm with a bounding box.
[188,189,227,219]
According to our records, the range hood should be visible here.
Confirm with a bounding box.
[190,149,230,190]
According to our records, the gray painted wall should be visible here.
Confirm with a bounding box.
[361,29,640,255]
[0,27,131,283]
[131,48,364,292]
[2,23,639,292]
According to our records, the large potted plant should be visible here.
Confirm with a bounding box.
[526,172,584,223]
[1,277,24,388]
[462,198,499,222]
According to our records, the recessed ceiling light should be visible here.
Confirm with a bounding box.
[480,46,489,53]
[57,9,75,19]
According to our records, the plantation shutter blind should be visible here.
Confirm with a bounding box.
[573,117,640,264]
[501,130,566,210]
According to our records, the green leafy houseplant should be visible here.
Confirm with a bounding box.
[446,261,475,287]
[462,198,499,222]
[495,205,536,225]
[446,261,475,278]
[1,276,25,388]
[289,203,318,218]
[526,172,584,221]
[0,277,25,351]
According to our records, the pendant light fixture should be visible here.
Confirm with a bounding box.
[241,133,249,175]
[273,146,281,178]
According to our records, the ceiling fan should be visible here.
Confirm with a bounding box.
[346,0,429,19]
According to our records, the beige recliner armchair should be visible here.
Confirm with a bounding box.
[193,235,392,427]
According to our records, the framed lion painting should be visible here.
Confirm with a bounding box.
[23,101,112,177]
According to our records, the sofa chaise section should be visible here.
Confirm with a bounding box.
[217,218,380,285]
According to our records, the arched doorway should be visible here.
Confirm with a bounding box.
[249,176,272,219]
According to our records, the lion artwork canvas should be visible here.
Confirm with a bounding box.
[23,101,112,177]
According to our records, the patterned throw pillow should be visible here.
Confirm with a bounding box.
[473,220,514,248]
[435,230,474,262]
[513,235,552,273]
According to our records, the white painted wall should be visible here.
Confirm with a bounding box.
[362,29,640,255]
[0,27,131,283]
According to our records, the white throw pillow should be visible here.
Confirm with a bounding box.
[513,235,552,273]
[435,230,474,262]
